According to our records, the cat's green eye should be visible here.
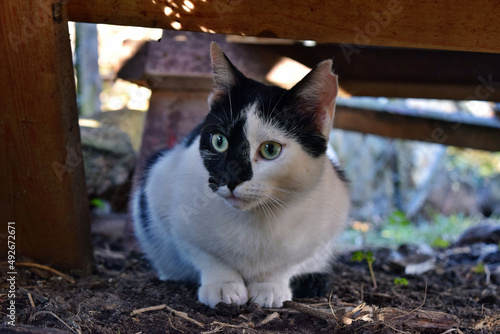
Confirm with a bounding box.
[211,133,229,153]
[260,141,282,160]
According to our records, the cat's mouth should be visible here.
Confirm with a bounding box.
[219,192,257,210]
[222,193,249,208]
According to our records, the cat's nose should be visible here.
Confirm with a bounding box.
[227,180,241,192]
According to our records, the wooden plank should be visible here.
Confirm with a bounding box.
[264,43,500,101]
[0,0,93,271]
[339,81,500,102]
[334,106,500,152]
[67,0,500,53]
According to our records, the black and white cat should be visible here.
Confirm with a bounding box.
[133,43,349,308]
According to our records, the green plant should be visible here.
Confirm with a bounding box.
[431,237,450,249]
[394,277,409,286]
[473,263,486,274]
[352,251,377,289]
[90,198,106,209]
[338,212,477,250]
[388,210,411,227]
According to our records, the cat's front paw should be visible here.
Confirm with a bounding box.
[248,282,292,308]
[198,282,248,308]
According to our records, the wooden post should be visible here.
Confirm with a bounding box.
[0,0,93,272]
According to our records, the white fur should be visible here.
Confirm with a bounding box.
[133,103,349,308]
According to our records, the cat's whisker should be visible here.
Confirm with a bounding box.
[257,198,279,248]
[269,89,289,117]
[259,192,288,212]
[268,195,288,212]
[226,76,234,122]
[271,186,338,210]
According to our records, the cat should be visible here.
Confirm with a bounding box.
[133,42,349,308]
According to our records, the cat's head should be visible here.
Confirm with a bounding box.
[199,42,338,211]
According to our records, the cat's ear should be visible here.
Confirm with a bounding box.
[290,60,338,136]
[209,42,239,104]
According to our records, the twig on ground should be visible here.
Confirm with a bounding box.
[414,281,428,311]
[441,328,464,334]
[130,304,167,316]
[283,301,337,323]
[165,304,205,328]
[328,291,336,319]
[202,321,254,334]
[484,264,491,285]
[11,262,76,284]
[130,304,205,328]
[256,312,280,327]
[30,311,81,334]
[27,292,36,308]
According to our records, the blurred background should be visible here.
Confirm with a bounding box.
[70,23,500,251]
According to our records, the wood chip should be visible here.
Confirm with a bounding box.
[378,307,457,330]
[256,312,280,327]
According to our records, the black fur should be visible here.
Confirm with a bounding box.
[138,186,151,230]
[141,150,169,181]
[332,164,349,184]
[200,106,253,192]
[137,150,168,230]
[291,273,330,298]
[184,122,203,147]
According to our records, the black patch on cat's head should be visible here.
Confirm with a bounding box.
[199,100,253,192]
[256,93,328,158]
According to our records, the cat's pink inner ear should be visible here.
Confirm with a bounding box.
[210,42,236,91]
[294,60,338,132]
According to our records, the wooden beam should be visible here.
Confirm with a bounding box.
[0,0,93,271]
[338,81,500,102]
[67,0,500,53]
[265,44,500,101]
[334,106,500,152]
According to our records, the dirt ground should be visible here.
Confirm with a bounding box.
[3,232,500,334]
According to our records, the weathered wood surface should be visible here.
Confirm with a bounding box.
[335,105,500,152]
[67,0,500,53]
[0,0,93,271]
